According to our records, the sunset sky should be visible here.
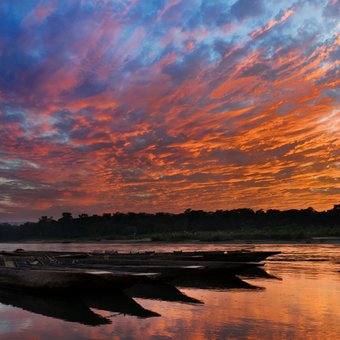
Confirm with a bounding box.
[0,0,339,222]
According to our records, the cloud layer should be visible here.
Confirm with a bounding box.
[0,0,339,221]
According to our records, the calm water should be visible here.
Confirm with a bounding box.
[0,242,339,340]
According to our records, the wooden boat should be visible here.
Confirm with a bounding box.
[0,266,158,293]
[166,250,281,262]
[67,263,205,280]
[0,249,277,286]
[88,250,281,262]
[1,251,263,278]
[0,249,281,263]
[77,257,261,275]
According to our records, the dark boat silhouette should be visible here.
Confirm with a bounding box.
[76,258,261,276]
[67,263,204,281]
[1,250,281,263]
[82,250,281,263]
[0,266,157,293]
[0,250,273,289]
[164,250,281,262]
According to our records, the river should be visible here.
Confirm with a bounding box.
[0,242,339,339]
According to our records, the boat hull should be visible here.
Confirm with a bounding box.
[0,267,149,292]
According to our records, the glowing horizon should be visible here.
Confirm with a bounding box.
[0,0,339,222]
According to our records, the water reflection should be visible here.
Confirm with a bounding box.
[0,289,110,326]
[0,288,163,327]
[172,274,263,291]
[240,266,282,280]
[82,291,160,318]
[0,243,339,339]
[125,282,203,304]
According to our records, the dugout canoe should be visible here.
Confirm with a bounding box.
[0,266,157,293]
[0,250,281,263]
[168,250,281,262]
[88,250,281,262]
[66,263,205,280]
[75,257,262,276]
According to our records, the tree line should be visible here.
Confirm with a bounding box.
[0,205,339,241]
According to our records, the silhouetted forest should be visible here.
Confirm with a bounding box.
[0,205,339,242]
